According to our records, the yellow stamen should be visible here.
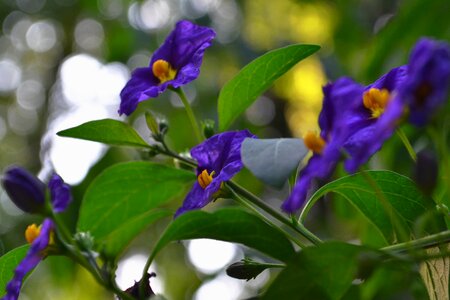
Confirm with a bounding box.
[25,223,55,246]
[363,88,391,118]
[198,170,215,189]
[304,131,326,154]
[152,59,177,83]
[25,224,41,244]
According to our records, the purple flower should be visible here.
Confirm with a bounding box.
[344,38,450,172]
[175,130,256,217]
[119,20,216,116]
[1,167,46,214]
[343,66,407,173]
[282,78,365,213]
[397,38,450,126]
[3,218,54,300]
[1,166,72,214]
[283,38,450,213]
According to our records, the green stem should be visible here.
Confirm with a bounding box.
[226,181,322,245]
[359,170,410,242]
[173,87,203,143]
[396,128,417,162]
[52,214,132,299]
[51,212,74,244]
[228,185,307,248]
[382,230,450,254]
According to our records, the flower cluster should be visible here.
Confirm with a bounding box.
[1,167,72,300]
[283,38,450,213]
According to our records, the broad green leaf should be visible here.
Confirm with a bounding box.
[57,119,149,148]
[300,171,437,244]
[0,245,29,297]
[78,162,195,258]
[241,138,307,189]
[217,44,320,131]
[263,242,366,300]
[150,208,296,263]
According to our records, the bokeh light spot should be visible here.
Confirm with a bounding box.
[187,239,237,274]
[26,20,57,52]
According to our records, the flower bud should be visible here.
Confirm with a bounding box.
[158,118,169,136]
[74,232,95,251]
[145,111,160,136]
[202,119,215,139]
[226,261,268,281]
[1,166,46,214]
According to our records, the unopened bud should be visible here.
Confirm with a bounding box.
[74,232,95,251]
[226,261,268,281]
[1,166,46,214]
[158,118,169,136]
[145,111,159,136]
[202,119,215,139]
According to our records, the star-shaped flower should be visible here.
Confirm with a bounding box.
[119,20,216,115]
[175,130,256,216]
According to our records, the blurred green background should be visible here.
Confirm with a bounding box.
[0,0,449,299]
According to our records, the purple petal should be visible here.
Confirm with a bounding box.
[176,130,255,216]
[48,173,72,213]
[319,78,368,143]
[281,157,318,213]
[4,219,54,300]
[118,67,160,116]
[342,67,407,172]
[191,130,255,174]
[368,66,407,92]
[1,166,46,214]
[174,183,213,217]
[151,20,216,71]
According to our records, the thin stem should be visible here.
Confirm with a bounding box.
[396,128,417,162]
[359,170,410,242]
[173,87,203,143]
[226,181,322,245]
[382,230,450,254]
[228,185,307,248]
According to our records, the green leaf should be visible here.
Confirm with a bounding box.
[57,119,149,148]
[218,44,320,131]
[150,208,296,263]
[263,242,365,300]
[77,161,195,258]
[241,138,308,189]
[300,171,437,244]
[0,245,29,297]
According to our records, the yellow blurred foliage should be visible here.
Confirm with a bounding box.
[243,0,335,138]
